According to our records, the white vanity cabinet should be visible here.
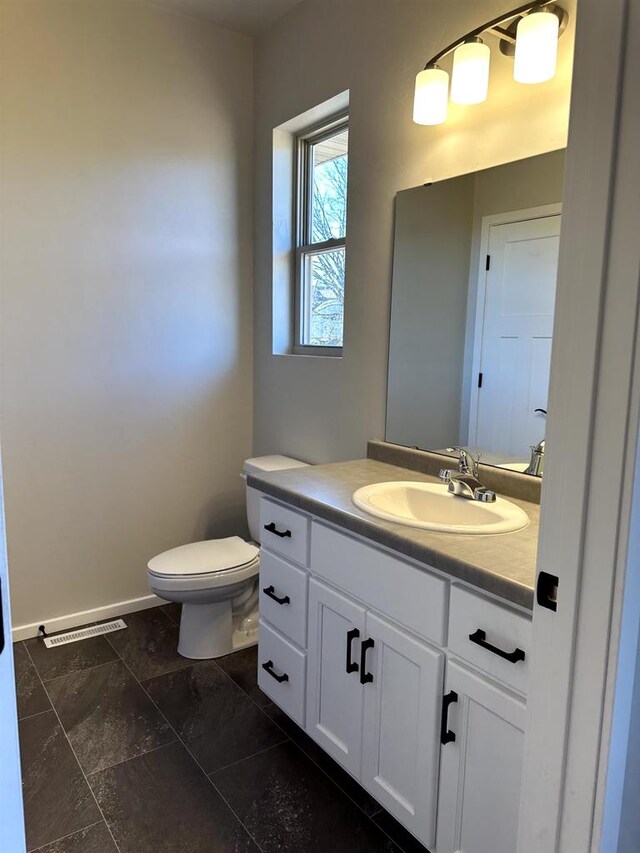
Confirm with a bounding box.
[306,579,367,777]
[257,496,532,853]
[435,660,526,853]
[306,578,444,845]
[360,610,444,844]
[257,498,310,726]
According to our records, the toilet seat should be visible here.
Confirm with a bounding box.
[147,537,260,593]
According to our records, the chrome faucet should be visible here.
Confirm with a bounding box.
[439,447,497,503]
[525,409,546,477]
[525,439,545,476]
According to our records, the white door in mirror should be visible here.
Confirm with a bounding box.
[352,481,529,534]
[472,214,560,457]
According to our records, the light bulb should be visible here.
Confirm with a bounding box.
[413,66,449,126]
[451,39,491,105]
[514,10,560,84]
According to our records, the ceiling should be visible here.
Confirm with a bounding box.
[143,0,305,36]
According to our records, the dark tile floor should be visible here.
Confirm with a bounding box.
[15,605,429,853]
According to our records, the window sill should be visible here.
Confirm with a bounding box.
[276,347,343,359]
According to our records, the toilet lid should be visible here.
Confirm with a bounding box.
[147,537,259,578]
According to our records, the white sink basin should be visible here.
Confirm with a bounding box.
[497,461,529,473]
[352,481,529,535]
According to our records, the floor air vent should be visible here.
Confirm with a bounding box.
[43,619,127,648]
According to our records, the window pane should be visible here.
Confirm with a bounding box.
[311,129,348,242]
[304,247,345,347]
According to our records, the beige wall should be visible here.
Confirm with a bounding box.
[0,0,253,628]
[252,0,576,463]
[386,176,474,450]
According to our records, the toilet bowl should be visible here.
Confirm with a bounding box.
[147,455,309,659]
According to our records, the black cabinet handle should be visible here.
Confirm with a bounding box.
[263,522,291,539]
[261,660,289,683]
[346,628,360,674]
[263,585,290,606]
[441,690,458,744]
[468,628,526,664]
[359,638,374,684]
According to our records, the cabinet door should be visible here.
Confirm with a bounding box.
[436,660,526,853]
[306,578,366,777]
[361,612,444,851]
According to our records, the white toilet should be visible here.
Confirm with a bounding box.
[147,455,309,660]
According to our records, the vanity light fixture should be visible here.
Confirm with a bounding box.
[514,9,561,83]
[450,38,491,105]
[413,2,568,126]
[413,65,450,125]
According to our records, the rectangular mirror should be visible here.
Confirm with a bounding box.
[385,149,565,475]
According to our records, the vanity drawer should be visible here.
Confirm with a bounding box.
[311,522,447,646]
[448,584,532,695]
[258,620,306,726]
[259,550,308,648]
[260,498,310,567]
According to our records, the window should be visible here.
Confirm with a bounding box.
[294,116,348,353]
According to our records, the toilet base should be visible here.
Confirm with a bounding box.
[231,625,258,653]
[177,601,258,660]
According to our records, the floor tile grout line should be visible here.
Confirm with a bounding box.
[114,647,268,853]
[158,605,179,626]
[23,643,123,853]
[26,820,105,853]
[85,739,179,778]
[37,655,121,686]
[209,739,289,778]
[208,774,268,853]
[103,631,199,683]
[37,654,180,775]
[207,741,405,853]
[17,707,54,724]
[263,710,390,822]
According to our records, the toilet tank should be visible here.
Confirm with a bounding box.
[242,455,310,543]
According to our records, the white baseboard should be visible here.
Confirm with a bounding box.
[12,594,166,642]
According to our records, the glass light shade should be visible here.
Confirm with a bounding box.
[413,67,449,125]
[450,40,491,105]
[514,11,560,83]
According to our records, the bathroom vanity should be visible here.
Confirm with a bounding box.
[251,450,537,853]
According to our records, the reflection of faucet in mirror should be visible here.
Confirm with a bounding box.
[440,447,496,503]
[525,409,547,477]
[448,446,473,475]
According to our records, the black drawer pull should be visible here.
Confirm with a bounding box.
[468,628,526,664]
[441,690,458,744]
[346,628,360,674]
[261,660,289,683]
[264,522,292,538]
[263,585,290,605]
[359,638,375,684]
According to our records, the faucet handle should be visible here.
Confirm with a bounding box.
[439,468,453,483]
[474,487,496,503]
[446,446,470,474]
[472,452,482,479]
